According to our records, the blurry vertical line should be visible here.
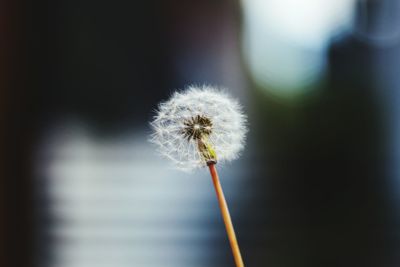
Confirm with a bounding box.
[0,0,8,266]
[354,0,400,242]
[2,0,36,266]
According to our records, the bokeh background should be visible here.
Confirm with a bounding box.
[2,0,400,266]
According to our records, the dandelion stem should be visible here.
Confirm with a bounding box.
[208,163,244,267]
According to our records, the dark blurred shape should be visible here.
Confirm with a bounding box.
[242,1,400,266]
[26,1,174,130]
[4,0,245,267]
[354,0,400,45]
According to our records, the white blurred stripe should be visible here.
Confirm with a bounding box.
[35,123,244,267]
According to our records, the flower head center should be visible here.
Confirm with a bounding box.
[182,115,213,141]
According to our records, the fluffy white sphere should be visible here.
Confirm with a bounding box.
[150,85,247,171]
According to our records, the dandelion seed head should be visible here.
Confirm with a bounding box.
[150,85,248,171]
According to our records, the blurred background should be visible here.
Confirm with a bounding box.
[2,0,400,266]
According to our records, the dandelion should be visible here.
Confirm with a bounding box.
[150,85,247,267]
[150,85,247,171]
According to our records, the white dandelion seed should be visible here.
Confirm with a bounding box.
[149,85,247,266]
[150,85,247,171]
